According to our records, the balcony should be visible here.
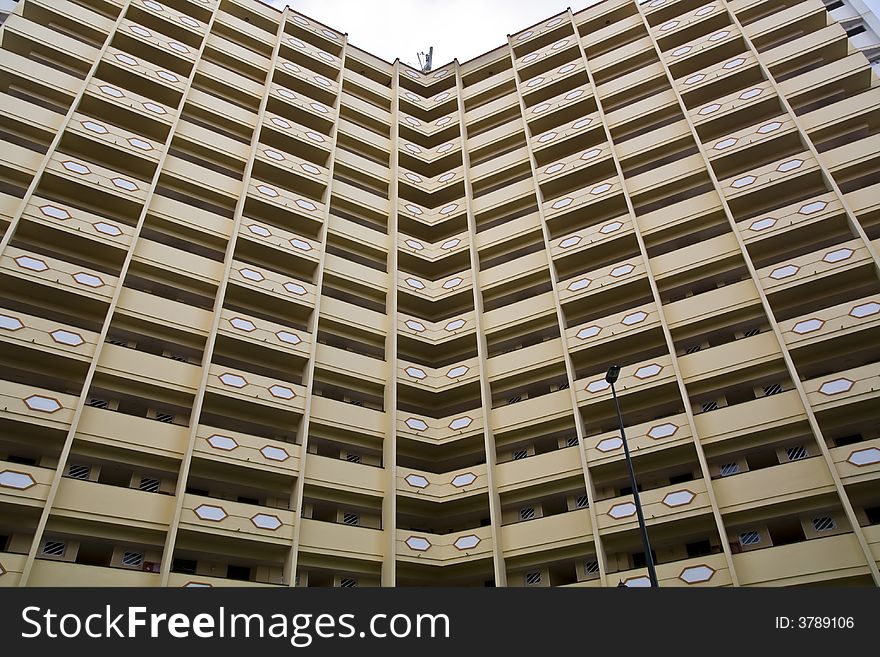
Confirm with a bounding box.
[804,363,880,413]
[611,551,732,587]
[397,464,488,501]
[495,447,581,493]
[180,493,295,545]
[583,413,693,466]
[1,247,117,302]
[22,196,134,253]
[830,437,880,486]
[398,356,480,392]
[96,343,200,394]
[575,355,675,407]
[0,380,77,431]
[306,454,383,498]
[396,526,492,565]
[0,307,97,362]
[396,410,485,446]
[0,552,26,586]
[299,518,383,562]
[194,424,301,478]
[52,477,174,532]
[206,365,306,415]
[310,396,385,441]
[116,288,212,337]
[75,406,187,461]
[678,331,782,385]
[595,478,712,533]
[492,389,573,435]
[566,303,661,355]
[778,295,880,350]
[27,560,160,587]
[217,308,311,360]
[732,533,871,586]
[713,457,835,513]
[0,460,52,508]
[500,509,592,559]
[695,389,807,446]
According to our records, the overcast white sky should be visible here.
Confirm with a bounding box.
[264,0,880,69]
[265,1,600,68]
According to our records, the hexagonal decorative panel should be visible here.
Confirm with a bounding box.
[684,74,705,85]
[635,363,662,379]
[247,224,272,237]
[749,217,776,231]
[823,248,853,264]
[596,437,623,452]
[256,184,279,197]
[679,565,715,583]
[591,183,611,195]
[699,103,721,115]
[0,470,36,490]
[600,221,623,234]
[817,377,854,397]
[230,317,256,332]
[251,514,282,530]
[40,205,71,220]
[586,379,610,393]
[708,30,729,41]
[731,175,756,188]
[799,200,827,215]
[268,385,296,400]
[276,331,301,345]
[538,132,557,143]
[156,71,178,83]
[723,57,745,69]
[405,474,429,489]
[440,204,458,215]
[405,417,428,431]
[757,121,782,134]
[792,318,823,334]
[296,199,317,211]
[260,445,289,461]
[446,365,469,378]
[93,221,122,236]
[15,256,48,272]
[453,535,481,550]
[769,264,798,280]
[850,302,880,318]
[607,502,637,519]
[73,272,105,288]
[551,197,573,210]
[290,238,311,251]
[405,239,424,250]
[449,416,473,431]
[61,160,90,175]
[445,319,466,331]
[239,268,264,282]
[660,20,679,30]
[81,120,108,134]
[405,367,427,380]
[405,277,425,290]
[623,576,651,587]
[207,434,238,451]
[100,85,124,98]
[672,46,691,57]
[143,102,166,114]
[405,536,431,551]
[622,311,648,325]
[610,264,634,277]
[219,373,248,388]
[194,505,227,521]
[714,137,737,150]
[284,282,307,295]
[567,278,591,292]
[24,395,61,413]
[847,447,880,467]
[648,423,678,439]
[662,490,696,507]
[451,473,477,487]
[50,330,84,346]
[576,326,601,340]
[0,314,24,331]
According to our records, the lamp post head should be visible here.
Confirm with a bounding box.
[605,365,620,384]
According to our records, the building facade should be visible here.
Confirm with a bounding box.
[0,0,879,588]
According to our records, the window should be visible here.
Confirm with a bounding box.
[138,477,160,493]
[173,558,197,574]
[169,354,188,362]
[566,436,579,447]
[786,445,807,461]
[155,412,175,423]
[575,495,589,509]
[227,565,251,581]
[342,513,359,526]
[557,381,569,390]
[739,530,761,546]
[525,571,542,585]
[719,462,739,476]
[41,541,66,557]
[507,395,522,404]
[811,516,836,532]
[345,453,362,463]
[88,398,109,409]
[348,399,363,406]
[513,449,528,460]
[763,383,783,396]
[66,463,91,480]
[743,328,760,337]
[122,551,144,567]
[519,507,535,520]
[701,400,719,412]
[685,344,702,354]
[340,577,358,588]
[584,560,600,575]
[685,539,712,558]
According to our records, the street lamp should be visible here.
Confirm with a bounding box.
[606,365,659,588]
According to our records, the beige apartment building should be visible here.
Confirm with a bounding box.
[0,0,879,589]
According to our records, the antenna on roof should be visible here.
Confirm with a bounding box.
[417,46,434,73]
